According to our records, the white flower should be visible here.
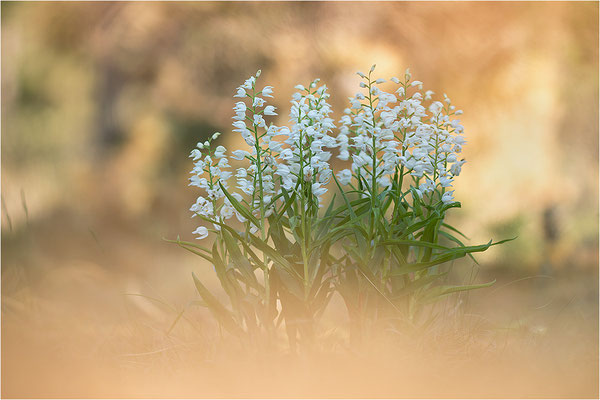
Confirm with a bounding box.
[191,196,214,217]
[275,163,291,177]
[338,169,352,185]
[450,159,466,176]
[312,182,327,197]
[253,97,266,108]
[237,178,253,195]
[253,114,266,128]
[217,157,230,169]
[429,101,443,115]
[439,174,453,188]
[280,148,294,161]
[232,150,250,161]
[441,191,455,204]
[236,168,247,178]
[190,149,202,160]
[232,120,247,132]
[214,145,226,158]
[234,87,246,98]
[261,86,274,97]
[264,105,277,116]
[220,202,235,220]
[338,149,350,161]
[242,131,256,146]
[352,152,370,168]
[419,179,435,195]
[377,175,392,188]
[242,76,255,90]
[268,139,283,152]
[233,101,246,113]
[192,226,209,240]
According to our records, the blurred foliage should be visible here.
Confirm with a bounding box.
[1,1,598,272]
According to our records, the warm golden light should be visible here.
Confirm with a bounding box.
[2,2,598,398]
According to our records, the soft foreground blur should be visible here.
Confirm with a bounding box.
[2,2,598,398]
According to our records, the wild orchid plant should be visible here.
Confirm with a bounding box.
[175,66,509,351]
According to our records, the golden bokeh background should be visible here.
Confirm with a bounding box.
[2,2,598,397]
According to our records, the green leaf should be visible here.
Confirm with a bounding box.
[271,268,304,301]
[221,229,261,289]
[438,230,478,265]
[177,243,214,264]
[164,236,212,254]
[191,272,242,337]
[441,222,470,240]
[196,215,296,277]
[218,181,261,228]
[392,272,449,299]
[211,242,242,301]
[390,239,511,276]
[332,174,357,219]
[420,279,496,304]
[273,186,298,226]
[380,239,451,251]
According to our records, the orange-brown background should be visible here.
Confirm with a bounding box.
[2,2,598,398]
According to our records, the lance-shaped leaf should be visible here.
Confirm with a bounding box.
[390,238,514,276]
[218,181,261,228]
[191,272,242,337]
[419,279,497,304]
[221,228,261,290]
[391,271,449,299]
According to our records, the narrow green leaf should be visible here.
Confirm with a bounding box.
[392,272,449,299]
[177,243,214,264]
[441,222,470,240]
[390,240,496,275]
[218,182,261,228]
[438,230,478,265]
[380,239,451,251]
[164,236,212,254]
[420,279,497,304]
[221,229,261,289]
[191,272,242,337]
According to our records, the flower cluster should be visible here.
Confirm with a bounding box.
[338,65,466,204]
[189,67,468,239]
[276,79,338,209]
[189,132,237,238]
[231,70,280,226]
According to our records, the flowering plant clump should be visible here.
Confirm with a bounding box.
[174,66,510,350]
